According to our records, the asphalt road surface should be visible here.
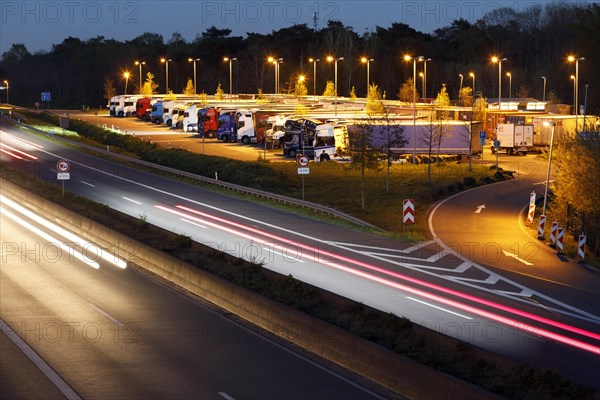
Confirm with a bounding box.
[1,119,599,392]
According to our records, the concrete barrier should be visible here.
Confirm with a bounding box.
[1,179,503,399]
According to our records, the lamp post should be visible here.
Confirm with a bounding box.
[160,58,172,93]
[3,80,8,104]
[327,56,344,116]
[188,58,200,94]
[267,57,282,95]
[469,72,475,96]
[404,55,420,164]
[418,58,431,99]
[123,72,130,95]
[570,75,576,115]
[419,72,425,99]
[223,57,237,96]
[541,76,547,102]
[135,61,145,94]
[361,57,374,97]
[458,73,463,100]
[568,55,585,130]
[541,121,556,219]
[506,72,512,101]
[309,58,320,99]
[491,56,507,109]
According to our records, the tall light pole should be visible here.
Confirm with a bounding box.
[123,72,130,95]
[418,58,431,99]
[419,72,425,99]
[469,72,475,96]
[361,57,374,97]
[188,58,200,95]
[570,75,576,115]
[3,80,8,104]
[309,58,320,98]
[491,56,507,109]
[135,61,145,94]
[541,76,547,102]
[541,121,556,220]
[160,58,172,93]
[458,73,463,100]
[267,57,282,95]
[404,55,419,164]
[506,72,512,101]
[327,56,344,116]
[223,57,237,96]
[568,55,585,130]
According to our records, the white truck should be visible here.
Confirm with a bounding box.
[494,123,534,155]
[108,95,120,116]
[161,101,179,126]
[182,104,200,132]
[115,95,140,117]
[171,105,186,128]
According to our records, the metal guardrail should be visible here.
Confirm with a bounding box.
[5,115,378,229]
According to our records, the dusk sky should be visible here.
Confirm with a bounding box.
[0,0,590,54]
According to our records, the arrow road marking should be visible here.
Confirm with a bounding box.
[502,250,534,266]
[475,204,486,214]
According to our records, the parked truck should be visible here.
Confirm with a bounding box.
[282,123,338,161]
[108,95,120,116]
[197,107,220,137]
[115,96,140,117]
[216,110,275,144]
[492,123,534,155]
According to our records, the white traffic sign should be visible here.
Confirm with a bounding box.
[296,155,310,167]
[297,167,310,175]
[57,172,70,180]
[56,159,71,172]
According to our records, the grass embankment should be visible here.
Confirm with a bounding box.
[0,162,593,400]
[25,110,513,239]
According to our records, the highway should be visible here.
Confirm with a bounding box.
[1,119,599,392]
[0,193,388,399]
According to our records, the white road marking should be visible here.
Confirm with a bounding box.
[90,303,123,327]
[0,319,82,400]
[502,250,534,266]
[406,297,472,320]
[474,204,485,213]
[122,196,141,205]
[262,247,305,263]
[218,393,236,400]
[181,218,207,229]
[534,180,554,186]
[425,250,448,262]
[80,180,95,187]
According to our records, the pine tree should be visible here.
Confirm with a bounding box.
[182,78,195,95]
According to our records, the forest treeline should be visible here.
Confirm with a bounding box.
[1,3,598,112]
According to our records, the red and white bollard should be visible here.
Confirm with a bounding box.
[537,215,546,240]
[549,222,558,247]
[556,228,564,253]
[526,191,536,225]
[578,234,586,261]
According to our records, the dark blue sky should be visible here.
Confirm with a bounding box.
[0,0,589,54]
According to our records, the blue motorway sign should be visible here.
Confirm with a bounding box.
[41,92,51,101]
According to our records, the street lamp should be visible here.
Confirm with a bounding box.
[267,57,283,95]
[361,57,374,97]
[404,54,420,163]
[541,76,547,102]
[541,121,556,223]
[160,58,172,93]
[491,56,507,109]
[570,75,576,115]
[459,73,463,99]
[123,72,130,95]
[419,72,425,99]
[135,61,145,94]
[309,58,320,98]
[469,72,475,96]
[188,58,200,95]
[567,55,585,130]
[326,56,344,116]
[506,72,512,101]
[3,80,8,104]
[223,57,237,96]
[418,57,431,99]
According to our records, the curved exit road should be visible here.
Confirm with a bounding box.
[2,120,599,392]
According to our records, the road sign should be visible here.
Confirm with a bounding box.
[493,140,500,149]
[479,131,486,145]
[297,167,310,175]
[403,199,415,224]
[57,159,70,172]
[578,235,586,260]
[41,92,51,102]
[57,172,70,180]
[296,154,310,167]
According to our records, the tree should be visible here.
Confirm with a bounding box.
[459,87,473,107]
[366,83,385,116]
[376,112,407,192]
[215,83,224,100]
[1,43,31,63]
[294,79,308,97]
[164,90,176,101]
[322,81,335,97]
[346,123,382,210]
[349,86,357,101]
[103,76,116,103]
[546,90,562,104]
[141,72,159,95]
[516,84,531,99]
[398,78,419,103]
[182,78,195,95]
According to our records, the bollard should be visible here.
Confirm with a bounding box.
[549,222,558,248]
[556,228,564,253]
[577,235,586,261]
[537,215,546,240]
